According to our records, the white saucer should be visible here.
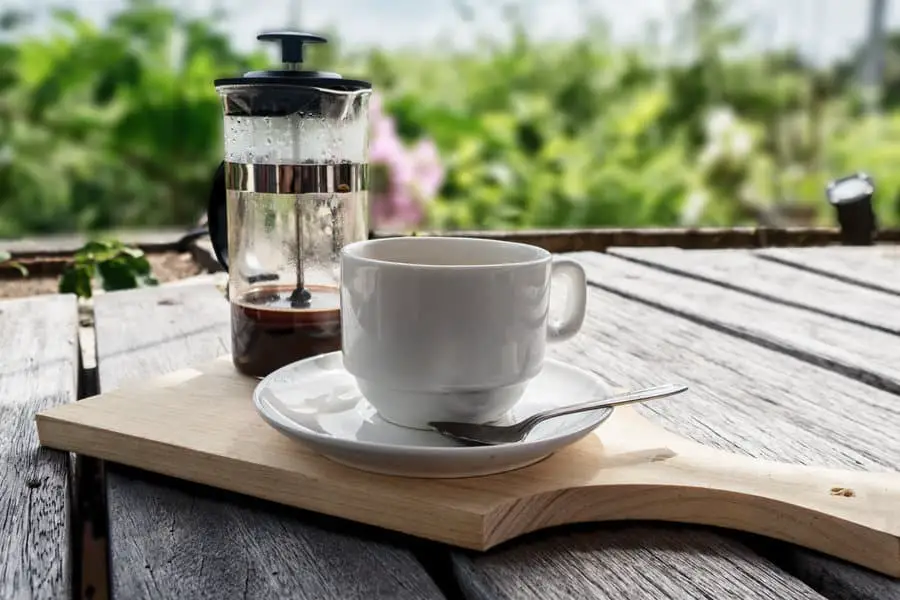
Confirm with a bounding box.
[252,351,613,478]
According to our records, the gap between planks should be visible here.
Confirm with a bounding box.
[756,246,900,298]
[755,252,900,297]
[581,275,900,396]
[66,272,888,600]
[609,249,900,337]
[588,250,900,397]
[82,286,460,600]
[73,298,111,600]
[72,283,835,600]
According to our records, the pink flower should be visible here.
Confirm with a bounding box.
[366,92,444,231]
[370,187,424,230]
[368,114,404,166]
[369,92,385,119]
[409,138,444,200]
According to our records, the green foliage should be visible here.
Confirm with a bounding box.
[0,0,898,235]
[0,0,267,236]
[0,250,28,276]
[380,48,695,229]
[58,239,158,298]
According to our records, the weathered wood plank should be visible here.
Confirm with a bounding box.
[567,277,899,470]
[457,279,900,599]
[454,278,896,599]
[0,228,186,254]
[453,526,826,600]
[771,551,900,600]
[576,250,900,395]
[86,259,900,600]
[0,294,78,599]
[757,245,900,297]
[541,255,898,600]
[92,284,444,600]
[608,246,900,335]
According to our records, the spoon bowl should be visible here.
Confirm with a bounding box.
[428,383,688,446]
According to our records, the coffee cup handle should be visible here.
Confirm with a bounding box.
[547,258,588,342]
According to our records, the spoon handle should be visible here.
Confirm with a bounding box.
[522,383,688,429]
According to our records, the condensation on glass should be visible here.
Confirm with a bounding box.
[221,90,370,301]
[210,32,372,377]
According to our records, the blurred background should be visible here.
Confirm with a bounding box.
[1,0,899,238]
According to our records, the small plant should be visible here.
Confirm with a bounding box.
[0,250,28,277]
[59,239,158,299]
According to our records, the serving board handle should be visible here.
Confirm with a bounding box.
[485,407,900,577]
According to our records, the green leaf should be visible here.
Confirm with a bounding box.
[75,240,119,263]
[124,253,151,275]
[0,250,30,277]
[59,265,93,298]
[97,256,138,291]
[119,245,145,259]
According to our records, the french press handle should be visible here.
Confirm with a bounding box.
[206,163,281,284]
[206,161,229,271]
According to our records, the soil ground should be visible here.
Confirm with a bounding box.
[0,252,204,300]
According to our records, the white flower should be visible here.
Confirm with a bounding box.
[729,129,753,159]
[698,108,754,167]
[705,107,737,140]
[699,142,722,167]
[680,190,708,225]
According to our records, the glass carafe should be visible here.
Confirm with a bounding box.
[207,32,372,378]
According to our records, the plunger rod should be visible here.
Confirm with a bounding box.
[290,196,311,307]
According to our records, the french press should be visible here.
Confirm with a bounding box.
[207,31,372,378]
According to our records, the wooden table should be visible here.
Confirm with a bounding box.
[4,244,900,600]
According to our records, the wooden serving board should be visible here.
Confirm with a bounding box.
[35,355,900,577]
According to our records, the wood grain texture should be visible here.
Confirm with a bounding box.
[452,526,824,600]
[757,246,900,297]
[33,366,900,574]
[772,550,900,600]
[91,284,443,600]
[59,267,898,600]
[78,284,830,600]
[35,384,832,600]
[608,246,900,335]
[576,250,900,395]
[0,294,78,599]
[550,255,900,599]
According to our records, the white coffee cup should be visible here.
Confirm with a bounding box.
[340,236,587,429]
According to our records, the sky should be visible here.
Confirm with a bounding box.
[6,0,898,66]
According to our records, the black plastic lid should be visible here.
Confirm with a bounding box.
[213,31,371,91]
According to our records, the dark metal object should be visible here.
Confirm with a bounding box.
[826,173,878,246]
[290,196,311,308]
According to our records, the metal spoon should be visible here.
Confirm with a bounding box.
[428,383,688,446]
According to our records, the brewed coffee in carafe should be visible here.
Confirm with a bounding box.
[207,32,371,378]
